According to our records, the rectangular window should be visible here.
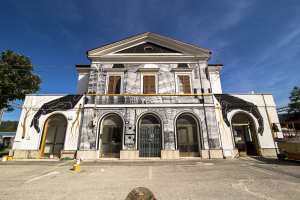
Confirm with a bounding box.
[178,75,191,94]
[107,76,121,94]
[143,75,156,94]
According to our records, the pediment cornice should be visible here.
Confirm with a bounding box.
[87,32,211,60]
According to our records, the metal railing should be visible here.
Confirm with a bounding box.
[85,93,214,105]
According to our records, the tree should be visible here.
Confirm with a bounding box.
[288,86,300,114]
[0,50,41,111]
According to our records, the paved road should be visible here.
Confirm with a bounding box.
[0,158,299,200]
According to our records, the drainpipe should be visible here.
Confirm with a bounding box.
[197,62,211,159]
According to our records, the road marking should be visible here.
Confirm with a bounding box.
[25,171,59,183]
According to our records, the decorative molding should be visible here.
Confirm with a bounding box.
[102,68,127,72]
[137,68,160,72]
[89,55,209,63]
[87,32,211,59]
[170,68,193,72]
[207,65,222,72]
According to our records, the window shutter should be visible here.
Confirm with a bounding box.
[143,75,156,94]
[178,75,191,94]
[108,76,121,94]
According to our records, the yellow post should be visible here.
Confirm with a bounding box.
[7,156,13,161]
[39,119,49,158]
[2,156,8,162]
[73,159,81,172]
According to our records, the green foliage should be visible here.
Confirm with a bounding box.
[0,50,41,111]
[0,121,18,132]
[288,86,300,114]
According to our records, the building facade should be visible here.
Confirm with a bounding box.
[12,32,283,159]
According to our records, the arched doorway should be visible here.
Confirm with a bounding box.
[176,114,200,157]
[139,114,162,157]
[231,112,260,156]
[40,114,67,158]
[99,114,123,158]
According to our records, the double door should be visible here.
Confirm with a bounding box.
[139,125,161,157]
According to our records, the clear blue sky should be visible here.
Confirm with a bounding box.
[1,0,300,121]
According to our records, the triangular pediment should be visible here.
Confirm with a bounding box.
[116,42,181,54]
[87,32,211,61]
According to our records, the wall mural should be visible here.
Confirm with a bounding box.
[30,95,83,133]
[214,94,264,135]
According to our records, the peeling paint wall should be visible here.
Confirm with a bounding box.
[13,95,84,151]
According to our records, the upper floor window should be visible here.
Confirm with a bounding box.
[142,75,156,94]
[107,75,121,94]
[177,75,191,94]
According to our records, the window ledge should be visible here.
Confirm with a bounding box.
[171,68,193,72]
[137,68,160,72]
[103,68,127,72]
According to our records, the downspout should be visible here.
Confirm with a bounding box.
[197,61,211,159]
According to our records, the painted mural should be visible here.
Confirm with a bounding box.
[30,95,83,133]
[214,94,264,134]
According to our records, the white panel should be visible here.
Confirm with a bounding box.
[76,73,89,94]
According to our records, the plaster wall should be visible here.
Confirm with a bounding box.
[76,73,89,94]
[87,62,211,96]
[215,94,282,157]
[209,71,222,94]
[79,106,221,153]
[13,95,83,152]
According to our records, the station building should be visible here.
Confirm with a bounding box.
[12,32,283,160]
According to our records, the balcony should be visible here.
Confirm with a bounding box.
[85,94,214,105]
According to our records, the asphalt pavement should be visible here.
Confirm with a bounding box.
[0,158,299,200]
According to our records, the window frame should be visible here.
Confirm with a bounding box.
[175,72,193,94]
[105,72,124,94]
[140,72,158,94]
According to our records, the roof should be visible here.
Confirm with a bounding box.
[87,32,211,61]
[208,64,223,66]
[76,64,90,68]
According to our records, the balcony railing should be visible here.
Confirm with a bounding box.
[85,93,214,105]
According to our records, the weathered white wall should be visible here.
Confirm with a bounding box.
[13,95,83,151]
[209,71,222,94]
[88,61,211,95]
[216,94,282,157]
[76,73,89,94]
[208,66,222,94]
